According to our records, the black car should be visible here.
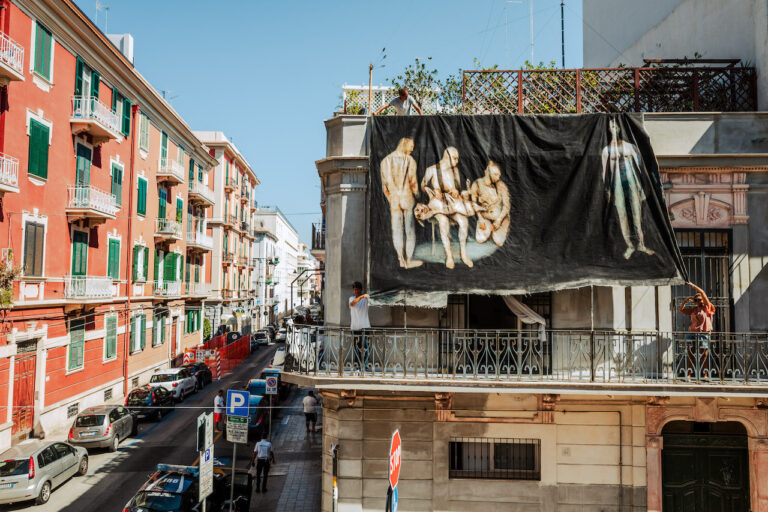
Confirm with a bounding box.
[125,385,175,421]
[124,464,218,512]
[250,331,269,351]
[182,363,212,389]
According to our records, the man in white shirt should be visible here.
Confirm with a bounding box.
[349,281,371,371]
[213,390,225,432]
[250,433,275,493]
[374,88,423,116]
[302,390,319,434]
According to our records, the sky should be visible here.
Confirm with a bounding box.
[74,0,585,244]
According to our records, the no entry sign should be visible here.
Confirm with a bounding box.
[389,430,401,489]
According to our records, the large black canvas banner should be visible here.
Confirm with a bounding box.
[369,114,686,303]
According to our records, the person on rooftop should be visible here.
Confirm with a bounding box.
[374,87,423,116]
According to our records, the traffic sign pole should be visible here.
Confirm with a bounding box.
[224,389,250,512]
[229,442,236,512]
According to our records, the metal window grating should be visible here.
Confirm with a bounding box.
[104,388,112,402]
[132,377,139,388]
[449,437,541,480]
[67,403,79,419]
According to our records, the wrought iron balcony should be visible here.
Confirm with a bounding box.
[188,181,215,207]
[70,95,121,142]
[286,327,768,389]
[154,218,182,241]
[186,230,213,252]
[154,280,181,297]
[157,158,185,185]
[461,65,758,115]
[65,275,114,300]
[311,223,325,253]
[66,185,118,224]
[0,31,24,84]
[0,152,19,195]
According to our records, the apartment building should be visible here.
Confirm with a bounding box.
[288,52,768,512]
[0,0,217,450]
[193,131,258,335]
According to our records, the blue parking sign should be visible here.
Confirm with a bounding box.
[226,389,250,417]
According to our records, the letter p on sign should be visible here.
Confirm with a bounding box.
[389,430,401,489]
[226,389,250,417]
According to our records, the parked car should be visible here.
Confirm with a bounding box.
[182,362,213,389]
[68,405,137,452]
[250,331,269,351]
[259,367,291,401]
[246,395,272,440]
[126,385,175,421]
[272,346,286,368]
[124,464,219,512]
[265,325,276,341]
[275,328,287,342]
[0,440,88,505]
[149,368,197,401]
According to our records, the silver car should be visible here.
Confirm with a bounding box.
[68,405,137,452]
[0,440,88,505]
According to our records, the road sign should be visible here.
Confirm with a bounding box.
[392,486,398,512]
[226,416,248,444]
[198,412,214,502]
[226,389,250,417]
[265,376,278,395]
[389,430,401,489]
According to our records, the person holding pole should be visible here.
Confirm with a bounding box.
[251,433,275,493]
[677,281,716,378]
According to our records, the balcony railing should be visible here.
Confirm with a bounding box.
[311,223,325,252]
[184,282,209,296]
[155,218,182,240]
[341,85,441,115]
[186,230,213,251]
[222,253,234,264]
[65,275,113,300]
[0,152,19,193]
[157,158,185,184]
[222,289,234,299]
[462,66,758,115]
[237,256,248,267]
[286,327,768,387]
[188,181,215,206]
[224,176,235,191]
[66,185,118,218]
[70,95,121,139]
[154,280,181,297]
[0,31,24,79]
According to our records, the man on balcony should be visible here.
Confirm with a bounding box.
[349,281,370,372]
[374,88,423,116]
[677,281,716,379]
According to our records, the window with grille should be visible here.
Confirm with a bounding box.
[67,403,79,419]
[104,388,112,401]
[132,377,139,388]
[449,438,540,480]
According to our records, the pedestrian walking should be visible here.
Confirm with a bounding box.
[349,281,371,371]
[250,433,275,493]
[374,87,423,116]
[303,390,319,434]
[213,390,225,433]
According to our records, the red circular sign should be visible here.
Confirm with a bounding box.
[389,430,401,489]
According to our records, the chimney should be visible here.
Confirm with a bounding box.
[107,33,134,64]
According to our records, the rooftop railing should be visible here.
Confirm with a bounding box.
[341,85,442,115]
[0,31,24,76]
[286,327,768,386]
[461,66,758,114]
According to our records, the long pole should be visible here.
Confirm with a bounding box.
[560,0,565,68]
[228,443,236,512]
[368,63,373,115]
[529,0,534,63]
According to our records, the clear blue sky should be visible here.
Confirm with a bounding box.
[74,0,584,244]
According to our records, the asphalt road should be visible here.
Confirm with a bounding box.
[0,345,277,512]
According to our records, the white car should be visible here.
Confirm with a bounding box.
[148,368,197,401]
[276,328,287,342]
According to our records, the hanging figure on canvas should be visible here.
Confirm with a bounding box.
[470,161,510,247]
[380,138,423,269]
[601,118,655,259]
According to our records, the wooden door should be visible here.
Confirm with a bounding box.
[12,352,36,440]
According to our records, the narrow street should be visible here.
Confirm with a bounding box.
[0,345,321,512]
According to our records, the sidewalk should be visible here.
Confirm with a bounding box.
[250,387,323,511]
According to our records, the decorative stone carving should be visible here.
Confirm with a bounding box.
[694,397,718,423]
[435,392,454,422]
[340,389,356,407]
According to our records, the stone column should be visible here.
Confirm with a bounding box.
[749,437,768,512]
[646,435,663,512]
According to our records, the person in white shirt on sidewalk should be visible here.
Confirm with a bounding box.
[302,390,319,434]
[250,433,275,493]
[213,390,225,433]
[349,281,371,371]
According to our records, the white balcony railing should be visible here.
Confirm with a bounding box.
[0,152,19,189]
[0,31,24,76]
[158,158,185,183]
[155,218,182,238]
[185,282,210,296]
[67,185,119,217]
[186,230,213,251]
[188,181,215,204]
[71,96,121,135]
[65,275,113,299]
[154,280,181,297]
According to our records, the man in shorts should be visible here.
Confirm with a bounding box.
[303,390,319,434]
[213,389,225,432]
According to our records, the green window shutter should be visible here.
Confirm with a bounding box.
[177,253,183,282]
[69,318,85,370]
[140,314,146,349]
[185,255,190,283]
[161,132,168,160]
[28,119,49,179]
[158,187,167,218]
[154,249,161,282]
[129,315,136,352]
[33,23,44,76]
[139,114,149,151]
[137,178,147,215]
[42,29,51,79]
[176,198,183,223]
[194,258,200,283]
[34,23,52,79]
[164,252,174,281]
[105,316,117,359]
[107,239,120,280]
[132,245,139,281]
[111,165,123,206]
[188,158,195,180]
[91,70,100,100]
[122,98,131,136]
[112,87,118,111]
[143,247,149,280]
[74,57,83,96]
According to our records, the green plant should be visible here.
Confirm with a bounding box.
[388,57,440,112]
[0,250,21,309]
[203,317,211,342]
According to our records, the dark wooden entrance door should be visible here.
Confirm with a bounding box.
[662,434,749,512]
